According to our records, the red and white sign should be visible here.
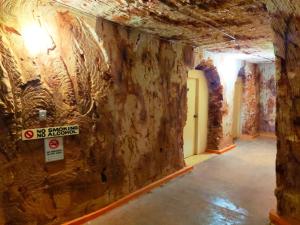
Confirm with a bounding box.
[49,139,59,149]
[44,137,64,162]
[24,130,34,139]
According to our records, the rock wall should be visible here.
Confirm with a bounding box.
[195,60,224,150]
[202,52,244,148]
[258,63,276,133]
[241,62,260,136]
[0,1,192,224]
[267,0,300,220]
[196,52,276,144]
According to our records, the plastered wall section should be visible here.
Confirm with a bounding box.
[0,1,193,224]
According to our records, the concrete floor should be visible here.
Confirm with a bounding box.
[86,138,276,225]
[185,153,217,167]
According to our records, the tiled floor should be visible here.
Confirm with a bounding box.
[86,138,276,225]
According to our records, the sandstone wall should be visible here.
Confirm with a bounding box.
[241,62,260,136]
[258,63,276,133]
[267,0,300,220]
[0,1,192,224]
[195,60,224,150]
[202,52,244,148]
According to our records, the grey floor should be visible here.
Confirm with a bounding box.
[86,138,276,225]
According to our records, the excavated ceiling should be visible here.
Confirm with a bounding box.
[55,0,274,62]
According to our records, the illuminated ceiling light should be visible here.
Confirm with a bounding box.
[21,24,53,56]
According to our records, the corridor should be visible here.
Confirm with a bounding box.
[86,138,276,225]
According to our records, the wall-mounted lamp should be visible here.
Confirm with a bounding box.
[21,24,53,56]
[39,109,47,121]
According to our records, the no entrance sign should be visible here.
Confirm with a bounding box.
[44,137,64,162]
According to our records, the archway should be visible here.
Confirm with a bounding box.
[195,60,224,151]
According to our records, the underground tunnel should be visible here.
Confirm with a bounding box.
[0,1,300,225]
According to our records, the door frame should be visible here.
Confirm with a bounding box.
[232,76,243,139]
[184,70,208,156]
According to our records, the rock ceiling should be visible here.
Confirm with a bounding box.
[55,0,274,62]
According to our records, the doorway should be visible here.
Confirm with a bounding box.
[183,70,208,158]
[232,77,243,139]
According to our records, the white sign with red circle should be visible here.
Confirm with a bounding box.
[44,137,64,162]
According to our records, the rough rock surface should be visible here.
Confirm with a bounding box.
[195,59,224,150]
[241,62,276,136]
[241,62,260,136]
[0,1,193,224]
[258,63,276,133]
[56,0,273,51]
[0,0,300,223]
[267,0,300,221]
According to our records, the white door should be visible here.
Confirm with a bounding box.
[183,78,197,158]
[197,73,208,154]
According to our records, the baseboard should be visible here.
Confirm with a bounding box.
[269,209,300,225]
[62,166,193,225]
[206,144,236,154]
[259,132,276,139]
[239,134,259,140]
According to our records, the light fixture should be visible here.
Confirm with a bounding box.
[21,24,53,56]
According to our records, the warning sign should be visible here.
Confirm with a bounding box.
[22,125,79,140]
[44,137,64,162]
[24,130,34,139]
[49,139,59,149]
